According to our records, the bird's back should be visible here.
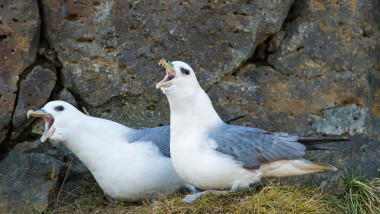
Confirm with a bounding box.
[127,126,171,157]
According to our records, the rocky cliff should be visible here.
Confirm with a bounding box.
[0,0,379,212]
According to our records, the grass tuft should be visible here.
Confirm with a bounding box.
[340,169,380,214]
[138,183,343,214]
[30,169,380,214]
[53,179,344,214]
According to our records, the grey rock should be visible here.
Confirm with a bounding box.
[0,0,40,144]
[12,65,57,131]
[209,65,370,134]
[55,88,78,108]
[39,0,294,128]
[37,40,62,67]
[0,140,87,213]
[208,0,380,185]
[267,31,286,53]
[208,61,379,183]
[30,119,45,137]
[310,104,369,136]
[268,0,379,78]
[0,140,64,213]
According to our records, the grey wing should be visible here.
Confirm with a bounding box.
[211,123,306,169]
[128,126,171,157]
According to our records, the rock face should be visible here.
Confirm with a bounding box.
[208,0,380,181]
[0,0,379,212]
[11,64,57,139]
[39,0,294,127]
[0,0,40,143]
[0,140,86,213]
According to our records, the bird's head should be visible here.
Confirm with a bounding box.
[156,59,201,99]
[27,100,84,142]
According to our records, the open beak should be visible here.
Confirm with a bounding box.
[27,109,55,142]
[156,59,176,89]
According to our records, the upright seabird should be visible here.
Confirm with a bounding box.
[27,100,191,202]
[156,59,347,202]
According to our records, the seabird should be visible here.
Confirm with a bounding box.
[27,100,192,202]
[156,59,347,202]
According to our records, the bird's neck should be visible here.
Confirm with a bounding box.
[168,87,223,132]
[59,116,133,171]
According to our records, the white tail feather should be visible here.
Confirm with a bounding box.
[260,159,337,178]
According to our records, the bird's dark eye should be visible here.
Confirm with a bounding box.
[181,67,190,75]
[55,105,64,111]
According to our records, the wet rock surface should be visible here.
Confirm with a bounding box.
[0,0,379,212]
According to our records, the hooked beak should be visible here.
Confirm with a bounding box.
[156,59,176,89]
[27,109,55,142]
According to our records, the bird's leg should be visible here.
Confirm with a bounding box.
[182,186,239,203]
[182,190,220,203]
[105,194,119,205]
[249,183,258,191]
[149,198,159,204]
[229,185,239,192]
[186,184,197,193]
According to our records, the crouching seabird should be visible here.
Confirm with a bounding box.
[27,100,190,202]
[156,59,348,202]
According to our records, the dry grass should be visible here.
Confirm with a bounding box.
[27,168,380,214]
[49,176,344,214]
[136,184,343,214]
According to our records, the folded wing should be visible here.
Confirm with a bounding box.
[211,123,306,169]
[127,126,171,157]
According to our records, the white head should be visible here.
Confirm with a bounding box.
[156,59,201,100]
[27,100,85,142]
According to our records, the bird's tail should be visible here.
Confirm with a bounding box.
[261,159,337,178]
[297,137,350,150]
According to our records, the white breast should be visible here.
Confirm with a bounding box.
[167,88,262,190]
[170,130,262,190]
[90,140,186,200]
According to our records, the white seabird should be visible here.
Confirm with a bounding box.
[27,100,191,202]
[156,59,347,202]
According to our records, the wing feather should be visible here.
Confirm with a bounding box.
[128,126,171,157]
[211,123,306,169]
